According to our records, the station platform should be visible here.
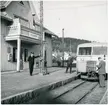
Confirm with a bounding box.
[1,67,79,104]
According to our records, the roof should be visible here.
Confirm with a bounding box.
[44,28,58,38]
[78,42,108,47]
[29,1,40,24]
[0,1,11,9]
[0,1,58,37]
[32,21,58,37]
[0,12,13,22]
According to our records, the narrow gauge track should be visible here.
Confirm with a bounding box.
[50,80,98,104]
[25,79,99,104]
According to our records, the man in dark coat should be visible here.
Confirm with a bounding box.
[28,52,40,76]
[97,57,106,87]
[65,55,74,73]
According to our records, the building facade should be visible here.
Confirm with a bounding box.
[0,1,56,72]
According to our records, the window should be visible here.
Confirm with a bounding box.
[44,50,47,61]
[79,47,91,55]
[24,49,28,62]
[13,47,17,62]
[13,48,28,62]
[93,46,107,55]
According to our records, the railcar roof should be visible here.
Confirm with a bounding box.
[78,42,108,47]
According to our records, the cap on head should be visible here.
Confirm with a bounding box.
[98,57,101,60]
[31,52,34,54]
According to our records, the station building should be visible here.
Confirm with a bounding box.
[0,1,57,72]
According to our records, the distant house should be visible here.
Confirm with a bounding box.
[0,1,57,72]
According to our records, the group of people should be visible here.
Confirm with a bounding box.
[28,52,106,88]
[65,55,106,88]
[28,52,75,76]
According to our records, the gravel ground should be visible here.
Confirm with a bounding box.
[78,81,107,104]
[25,79,85,104]
[24,80,106,104]
[100,90,108,104]
[54,82,97,104]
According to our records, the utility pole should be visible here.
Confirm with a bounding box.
[40,0,44,74]
[70,39,71,55]
[62,28,64,67]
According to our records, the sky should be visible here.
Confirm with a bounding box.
[33,0,108,42]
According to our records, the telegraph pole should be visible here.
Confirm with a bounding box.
[40,0,44,74]
[62,28,64,67]
[70,39,71,55]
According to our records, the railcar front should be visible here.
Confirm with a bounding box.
[76,43,108,80]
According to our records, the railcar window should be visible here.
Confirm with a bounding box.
[79,47,91,55]
[93,46,107,55]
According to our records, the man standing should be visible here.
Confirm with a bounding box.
[28,52,40,76]
[97,57,106,87]
[65,55,74,73]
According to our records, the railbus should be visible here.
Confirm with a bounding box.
[76,42,108,79]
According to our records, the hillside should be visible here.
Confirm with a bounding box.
[52,37,91,53]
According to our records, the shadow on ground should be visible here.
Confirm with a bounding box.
[24,91,67,104]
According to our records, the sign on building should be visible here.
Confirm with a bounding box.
[8,23,21,36]
[29,32,40,40]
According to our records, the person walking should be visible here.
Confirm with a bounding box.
[97,57,106,87]
[28,52,40,76]
[65,55,74,73]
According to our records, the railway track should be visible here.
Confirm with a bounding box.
[25,79,107,104]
